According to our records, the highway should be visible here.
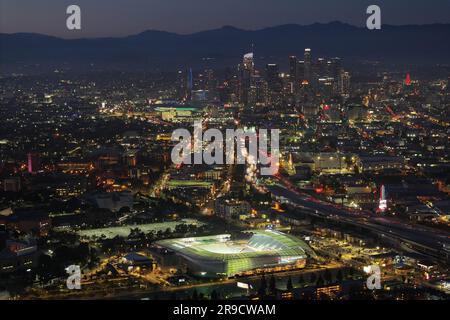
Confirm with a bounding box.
[266,180,450,263]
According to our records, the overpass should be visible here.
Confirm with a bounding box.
[267,183,450,264]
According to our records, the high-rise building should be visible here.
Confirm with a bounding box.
[27,153,41,174]
[297,60,305,83]
[329,57,342,94]
[265,64,280,89]
[249,75,268,107]
[330,57,342,80]
[186,68,193,101]
[176,70,186,100]
[289,56,298,83]
[238,52,254,105]
[339,71,351,96]
[316,58,327,78]
[289,56,298,95]
[304,48,312,83]
[205,69,216,94]
[265,64,282,105]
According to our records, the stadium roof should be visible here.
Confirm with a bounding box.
[155,229,315,262]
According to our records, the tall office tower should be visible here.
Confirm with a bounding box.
[176,70,186,100]
[329,57,342,94]
[238,52,254,105]
[249,75,268,107]
[289,56,298,95]
[339,70,351,96]
[265,64,280,89]
[297,60,305,83]
[186,68,193,101]
[265,64,282,105]
[330,57,342,79]
[316,58,327,78]
[27,153,41,174]
[304,48,312,83]
[289,56,298,82]
[221,67,239,103]
[204,69,217,96]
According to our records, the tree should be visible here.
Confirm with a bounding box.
[287,276,293,291]
[192,289,199,300]
[210,290,218,300]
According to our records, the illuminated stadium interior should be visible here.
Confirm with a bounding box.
[155,230,315,277]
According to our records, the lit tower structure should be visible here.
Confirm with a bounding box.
[27,153,41,174]
[289,56,298,93]
[186,68,193,101]
[339,71,351,97]
[303,48,312,83]
[265,63,282,105]
[378,185,387,213]
[405,73,412,86]
[238,52,254,106]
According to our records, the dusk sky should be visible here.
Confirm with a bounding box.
[1,0,450,38]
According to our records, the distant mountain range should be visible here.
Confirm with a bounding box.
[1,22,450,72]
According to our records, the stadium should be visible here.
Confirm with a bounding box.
[154,230,315,277]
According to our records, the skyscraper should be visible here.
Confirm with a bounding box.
[265,64,282,106]
[304,48,312,83]
[316,58,327,78]
[289,56,298,83]
[339,71,351,97]
[329,57,342,94]
[238,52,254,106]
[249,74,268,107]
[297,60,305,84]
[186,68,193,101]
[330,57,342,80]
[176,70,186,100]
[289,56,298,95]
